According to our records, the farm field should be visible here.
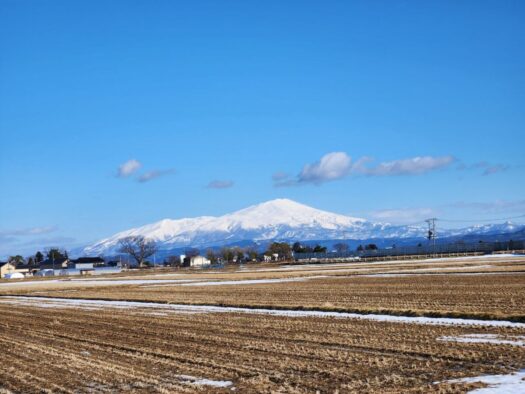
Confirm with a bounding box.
[1,298,525,393]
[1,254,525,392]
[2,255,525,321]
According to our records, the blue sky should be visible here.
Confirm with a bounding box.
[1,0,524,256]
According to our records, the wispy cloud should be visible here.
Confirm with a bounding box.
[206,180,234,189]
[447,199,525,213]
[482,164,509,176]
[272,172,297,188]
[275,152,456,187]
[358,156,455,176]
[369,207,437,224]
[272,172,289,182]
[0,226,57,237]
[19,236,77,247]
[137,169,175,183]
[117,159,142,177]
[457,161,509,176]
[0,227,75,258]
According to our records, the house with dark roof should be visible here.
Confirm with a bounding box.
[72,257,106,268]
[39,258,70,270]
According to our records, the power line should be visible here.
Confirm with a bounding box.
[425,218,437,256]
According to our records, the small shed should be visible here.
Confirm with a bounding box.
[4,272,24,279]
[35,269,55,277]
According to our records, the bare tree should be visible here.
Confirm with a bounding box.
[220,247,235,263]
[8,255,25,266]
[118,236,157,267]
[165,255,182,267]
[333,243,349,253]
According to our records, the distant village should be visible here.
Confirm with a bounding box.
[0,251,122,279]
[3,234,522,280]
[0,237,324,279]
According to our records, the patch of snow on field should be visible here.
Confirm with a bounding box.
[232,254,523,274]
[180,276,328,286]
[0,279,202,288]
[177,375,233,388]
[358,271,524,278]
[438,334,525,346]
[0,280,62,287]
[409,265,493,272]
[68,279,200,286]
[2,296,525,328]
[440,369,525,393]
[70,274,184,280]
[277,254,524,270]
[0,279,199,288]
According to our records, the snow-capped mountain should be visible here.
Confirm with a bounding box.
[82,199,524,255]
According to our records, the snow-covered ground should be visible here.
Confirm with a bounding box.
[0,280,63,287]
[439,369,525,393]
[2,296,524,328]
[176,375,233,388]
[438,334,525,346]
[0,279,199,287]
[357,271,523,278]
[178,275,328,287]
[406,264,493,272]
[236,254,523,273]
[67,279,200,286]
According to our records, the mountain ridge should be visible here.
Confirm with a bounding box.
[82,199,525,256]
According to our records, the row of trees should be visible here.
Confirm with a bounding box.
[163,246,266,266]
[294,242,379,253]
[115,236,377,268]
[292,242,327,254]
[7,248,69,267]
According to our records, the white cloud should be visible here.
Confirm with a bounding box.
[276,152,456,187]
[206,180,234,189]
[360,156,455,176]
[298,152,352,184]
[117,159,142,177]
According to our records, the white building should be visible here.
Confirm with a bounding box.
[190,256,211,267]
[4,272,24,279]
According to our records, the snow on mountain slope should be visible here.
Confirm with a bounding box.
[84,199,370,255]
[83,199,524,255]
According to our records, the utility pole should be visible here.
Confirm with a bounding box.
[425,218,437,257]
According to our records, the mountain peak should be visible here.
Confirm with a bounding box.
[240,198,316,213]
[227,198,365,228]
